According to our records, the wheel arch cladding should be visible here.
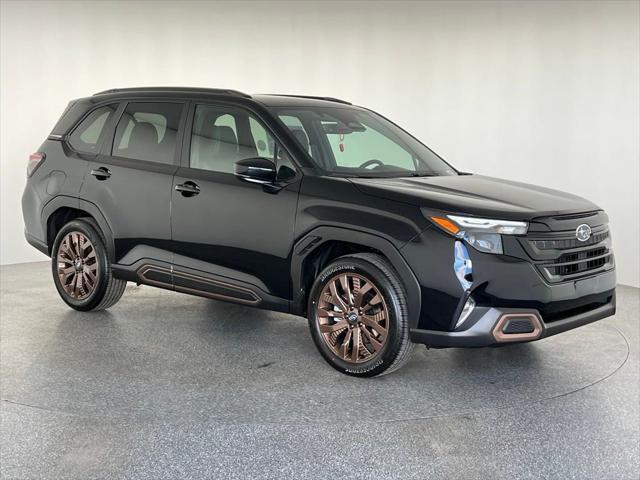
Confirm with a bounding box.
[42,196,115,260]
[291,226,422,328]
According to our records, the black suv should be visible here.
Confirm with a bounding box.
[22,87,616,376]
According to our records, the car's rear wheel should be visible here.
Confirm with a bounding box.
[308,253,414,377]
[51,218,126,311]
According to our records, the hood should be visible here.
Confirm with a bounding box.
[349,174,600,221]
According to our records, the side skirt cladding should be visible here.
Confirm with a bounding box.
[111,260,290,313]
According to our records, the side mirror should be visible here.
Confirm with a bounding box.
[235,157,276,185]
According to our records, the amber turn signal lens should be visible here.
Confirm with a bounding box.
[430,216,460,235]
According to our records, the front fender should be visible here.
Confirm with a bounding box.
[290,226,422,329]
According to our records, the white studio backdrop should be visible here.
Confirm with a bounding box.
[1,0,638,287]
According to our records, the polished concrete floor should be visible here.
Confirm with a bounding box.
[1,262,638,479]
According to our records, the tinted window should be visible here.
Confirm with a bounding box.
[112,102,184,164]
[321,119,414,170]
[214,113,237,137]
[68,104,118,153]
[271,106,457,177]
[190,105,288,175]
[248,117,297,179]
[248,117,274,158]
[280,115,312,156]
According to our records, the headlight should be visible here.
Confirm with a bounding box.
[429,214,528,255]
[463,232,503,254]
[446,215,528,235]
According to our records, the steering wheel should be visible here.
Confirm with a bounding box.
[358,159,384,169]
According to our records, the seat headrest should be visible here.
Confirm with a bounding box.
[213,126,237,146]
[129,122,158,152]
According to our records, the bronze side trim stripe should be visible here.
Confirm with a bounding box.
[137,265,261,305]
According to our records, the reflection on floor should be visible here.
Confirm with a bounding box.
[1,262,638,479]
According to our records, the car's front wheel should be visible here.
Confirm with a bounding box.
[307,253,414,377]
[51,218,126,311]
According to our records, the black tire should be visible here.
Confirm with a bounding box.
[307,253,414,377]
[51,218,126,311]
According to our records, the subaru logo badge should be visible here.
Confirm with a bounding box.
[575,224,592,242]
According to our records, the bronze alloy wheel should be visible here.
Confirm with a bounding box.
[316,273,389,363]
[56,232,99,300]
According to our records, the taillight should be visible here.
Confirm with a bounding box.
[27,152,45,177]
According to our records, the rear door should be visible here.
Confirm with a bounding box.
[80,100,186,276]
[170,102,301,308]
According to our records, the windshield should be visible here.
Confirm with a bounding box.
[269,105,457,177]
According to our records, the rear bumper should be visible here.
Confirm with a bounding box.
[410,291,616,347]
[25,231,49,256]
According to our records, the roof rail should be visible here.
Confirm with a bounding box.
[265,94,352,105]
[93,87,251,98]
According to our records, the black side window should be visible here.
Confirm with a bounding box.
[68,104,118,153]
[112,102,184,164]
[279,115,313,157]
[190,105,291,175]
[248,117,296,179]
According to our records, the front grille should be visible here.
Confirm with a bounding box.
[519,226,614,283]
[546,246,610,277]
[530,230,609,251]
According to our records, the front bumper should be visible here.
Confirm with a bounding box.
[410,291,616,347]
[400,223,617,332]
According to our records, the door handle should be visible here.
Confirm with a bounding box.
[90,167,111,180]
[175,181,200,197]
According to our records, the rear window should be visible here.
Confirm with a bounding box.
[68,104,118,154]
[112,102,184,164]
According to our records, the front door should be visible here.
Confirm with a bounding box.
[170,103,301,309]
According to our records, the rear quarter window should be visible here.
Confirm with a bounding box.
[68,104,119,154]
